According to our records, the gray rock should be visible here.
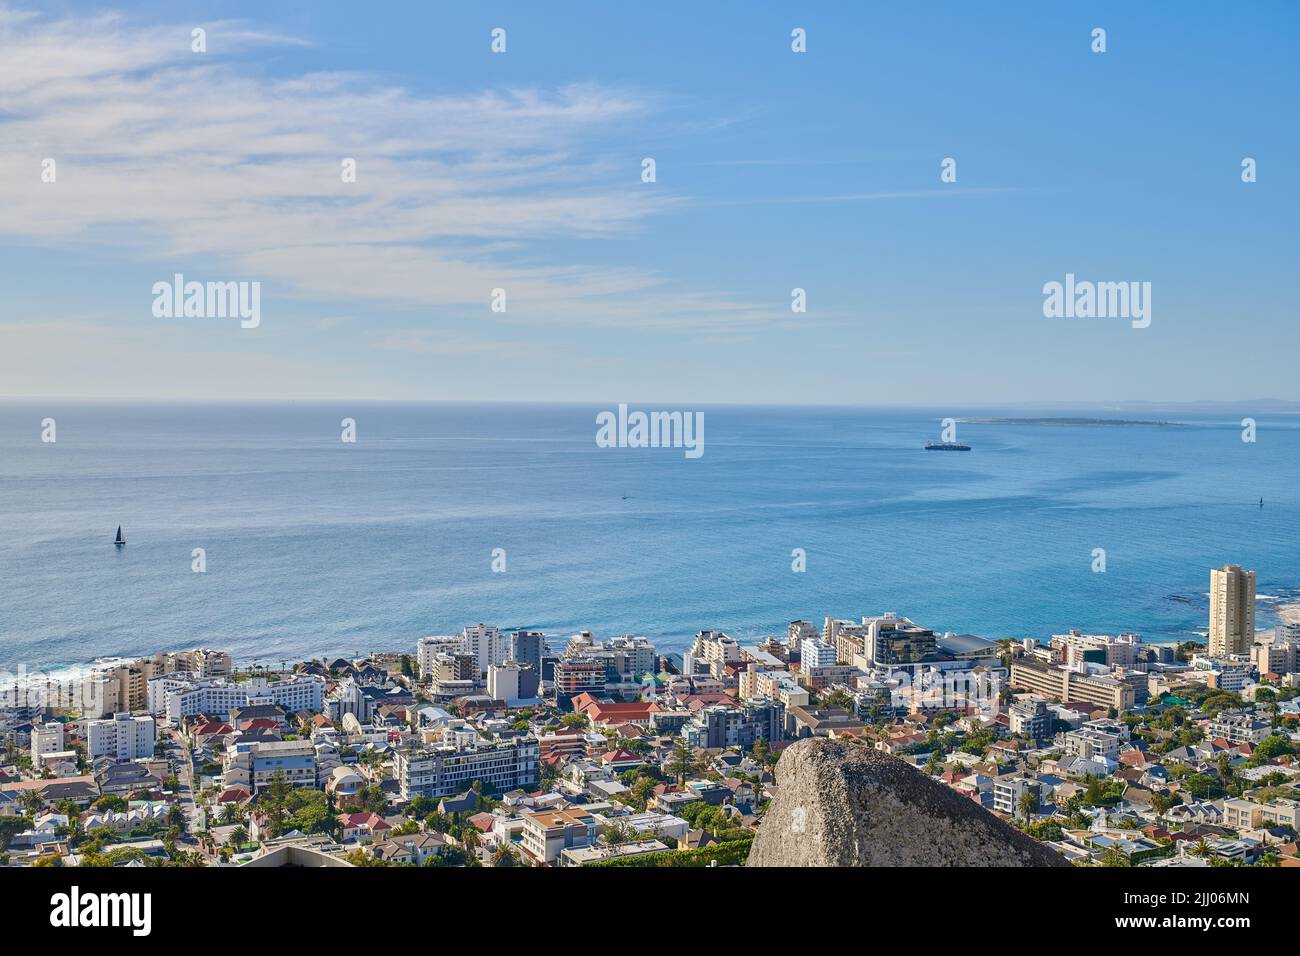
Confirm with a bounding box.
[747,738,1068,867]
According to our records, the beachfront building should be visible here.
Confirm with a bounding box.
[148,673,325,722]
[416,636,465,680]
[1209,564,1256,657]
[462,624,508,677]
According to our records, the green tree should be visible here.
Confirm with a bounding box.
[665,739,701,788]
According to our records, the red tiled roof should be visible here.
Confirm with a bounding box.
[339,811,391,830]
[601,748,640,763]
[194,722,234,736]
[578,701,661,725]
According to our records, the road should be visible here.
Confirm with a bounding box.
[164,729,201,846]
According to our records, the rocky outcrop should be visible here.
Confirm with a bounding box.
[747,738,1069,867]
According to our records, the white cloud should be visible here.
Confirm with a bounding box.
[0,8,779,333]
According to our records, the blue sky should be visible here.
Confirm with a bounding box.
[1,1,1296,403]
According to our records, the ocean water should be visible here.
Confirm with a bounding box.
[0,401,1296,672]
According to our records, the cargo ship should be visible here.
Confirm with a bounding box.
[924,442,971,451]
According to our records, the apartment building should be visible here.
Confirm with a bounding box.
[416,636,465,680]
[788,620,818,648]
[520,807,597,865]
[1009,699,1051,741]
[752,670,810,708]
[30,721,65,762]
[463,624,508,677]
[150,674,325,722]
[1252,638,1298,677]
[536,729,604,764]
[393,736,540,800]
[1009,660,1135,712]
[1209,564,1256,657]
[1223,797,1300,831]
[1053,630,1139,670]
[993,776,1040,816]
[554,658,607,708]
[488,663,541,703]
[225,739,318,793]
[86,712,157,761]
[824,618,868,664]
[685,630,742,676]
[800,638,837,669]
[509,631,547,672]
[862,614,938,667]
[1063,729,1121,761]
[681,700,784,750]
[1208,712,1272,745]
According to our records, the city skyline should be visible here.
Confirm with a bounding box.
[1,3,1297,404]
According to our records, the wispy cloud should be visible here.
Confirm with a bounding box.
[0,8,779,332]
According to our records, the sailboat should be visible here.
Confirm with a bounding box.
[114,525,125,548]
[1260,497,1264,509]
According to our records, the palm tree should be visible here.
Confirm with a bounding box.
[1018,792,1038,822]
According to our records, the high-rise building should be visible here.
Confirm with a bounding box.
[1209,564,1256,656]
[509,630,546,672]
[554,657,606,709]
[463,624,507,677]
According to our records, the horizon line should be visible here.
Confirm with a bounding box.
[2,396,1299,410]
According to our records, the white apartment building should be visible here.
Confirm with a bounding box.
[685,630,741,676]
[417,635,465,680]
[1053,630,1139,670]
[30,721,65,762]
[993,776,1040,816]
[149,674,324,722]
[393,736,540,800]
[488,663,521,703]
[1208,712,1272,745]
[86,712,157,761]
[224,739,317,793]
[801,638,837,669]
[1064,728,1121,761]
[463,624,507,677]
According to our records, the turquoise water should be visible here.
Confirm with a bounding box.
[0,402,1296,670]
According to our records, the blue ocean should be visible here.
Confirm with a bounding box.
[0,402,1296,672]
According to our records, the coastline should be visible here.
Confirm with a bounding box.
[1275,603,1300,626]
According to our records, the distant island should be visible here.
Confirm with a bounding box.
[960,418,1185,427]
